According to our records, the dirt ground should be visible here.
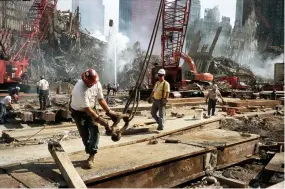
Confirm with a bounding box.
[220,115,284,142]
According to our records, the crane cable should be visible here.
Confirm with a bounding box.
[122,0,163,122]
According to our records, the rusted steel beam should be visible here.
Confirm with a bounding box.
[216,139,259,169]
[88,153,206,188]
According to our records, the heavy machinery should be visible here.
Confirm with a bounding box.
[112,0,213,141]
[138,0,213,99]
[151,52,213,91]
[0,0,57,87]
[157,0,213,90]
[216,76,249,90]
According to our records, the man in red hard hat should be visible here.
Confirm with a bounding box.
[69,69,118,168]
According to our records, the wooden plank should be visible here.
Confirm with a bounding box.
[228,100,280,107]
[48,142,87,188]
[265,152,284,173]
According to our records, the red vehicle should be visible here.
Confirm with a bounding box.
[0,0,57,85]
[217,76,249,90]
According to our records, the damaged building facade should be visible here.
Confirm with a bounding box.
[0,1,33,30]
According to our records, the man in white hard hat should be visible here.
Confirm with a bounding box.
[149,69,170,130]
[206,84,225,117]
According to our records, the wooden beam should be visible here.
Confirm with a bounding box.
[48,141,87,188]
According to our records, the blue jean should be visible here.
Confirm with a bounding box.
[208,99,217,116]
[0,103,7,124]
[71,109,100,155]
[151,99,166,129]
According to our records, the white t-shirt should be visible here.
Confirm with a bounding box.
[1,96,11,106]
[37,79,49,90]
[71,80,104,111]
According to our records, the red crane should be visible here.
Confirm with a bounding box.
[152,0,213,90]
[0,0,57,84]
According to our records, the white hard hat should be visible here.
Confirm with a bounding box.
[16,86,20,90]
[157,69,166,75]
[213,84,218,89]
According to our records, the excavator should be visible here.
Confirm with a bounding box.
[151,52,213,91]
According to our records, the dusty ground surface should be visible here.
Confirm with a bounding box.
[220,115,284,142]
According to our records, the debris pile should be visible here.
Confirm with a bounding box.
[117,42,161,88]
[29,9,108,82]
[209,57,256,83]
[221,116,284,142]
[216,81,232,92]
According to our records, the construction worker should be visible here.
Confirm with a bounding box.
[271,89,277,100]
[150,69,170,130]
[0,95,14,124]
[8,86,20,103]
[69,69,118,169]
[37,76,49,110]
[112,83,117,96]
[206,84,225,117]
[107,82,111,95]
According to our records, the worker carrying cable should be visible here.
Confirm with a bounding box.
[149,69,170,131]
[205,84,225,117]
[69,69,118,169]
[37,76,49,110]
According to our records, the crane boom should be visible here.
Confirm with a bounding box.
[161,0,190,68]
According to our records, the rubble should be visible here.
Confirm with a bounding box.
[221,116,284,142]
[209,56,257,86]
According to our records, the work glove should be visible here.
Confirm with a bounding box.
[95,116,109,128]
[146,97,153,104]
[106,110,119,122]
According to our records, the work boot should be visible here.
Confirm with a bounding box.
[87,154,95,169]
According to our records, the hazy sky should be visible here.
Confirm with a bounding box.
[56,0,237,34]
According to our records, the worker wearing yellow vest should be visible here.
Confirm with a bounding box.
[150,69,170,130]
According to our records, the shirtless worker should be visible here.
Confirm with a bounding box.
[69,69,119,168]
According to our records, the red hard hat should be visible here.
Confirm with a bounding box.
[82,69,99,87]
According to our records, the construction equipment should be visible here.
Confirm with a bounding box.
[217,76,249,90]
[149,0,213,95]
[0,0,57,86]
[110,0,212,141]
